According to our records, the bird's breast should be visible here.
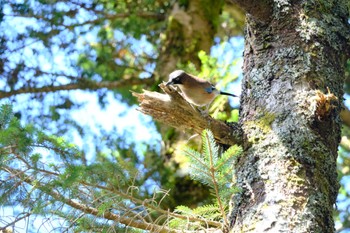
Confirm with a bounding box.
[179,86,217,106]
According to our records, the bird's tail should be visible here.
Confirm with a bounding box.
[220,91,238,97]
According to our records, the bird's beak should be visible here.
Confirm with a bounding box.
[165,80,174,86]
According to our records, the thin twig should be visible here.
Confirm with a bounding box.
[0,212,31,231]
[80,181,222,228]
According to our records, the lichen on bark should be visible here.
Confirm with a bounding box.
[229,0,350,232]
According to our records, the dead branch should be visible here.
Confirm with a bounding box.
[132,83,243,146]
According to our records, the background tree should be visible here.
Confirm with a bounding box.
[1,0,350,232]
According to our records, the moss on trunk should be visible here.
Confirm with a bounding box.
[229,0,350,232]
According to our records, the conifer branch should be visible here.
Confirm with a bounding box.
[205,131,228,226]
[2,165,178,233]
[2,154,222,229]
[0,106,224,231]
[179,129,242,230]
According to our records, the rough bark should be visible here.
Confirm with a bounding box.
[229,1,350,233]
[132,83,243,146]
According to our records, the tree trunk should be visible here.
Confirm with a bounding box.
[229,0,350,232]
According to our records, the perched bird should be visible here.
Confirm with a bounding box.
[165,70,237,108]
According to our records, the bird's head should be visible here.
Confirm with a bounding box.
[165,70,187,86]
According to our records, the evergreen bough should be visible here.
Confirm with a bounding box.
[171,129,242,229]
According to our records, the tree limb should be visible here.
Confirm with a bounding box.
[132,83,243,146]
[0,78,154,99]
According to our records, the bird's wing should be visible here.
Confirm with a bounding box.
[204,85,216,94]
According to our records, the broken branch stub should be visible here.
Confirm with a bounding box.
[132,83,242,146]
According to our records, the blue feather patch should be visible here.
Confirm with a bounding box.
[205,86,214,93]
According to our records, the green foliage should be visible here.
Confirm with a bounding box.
[0,104,13,129]
[200,0,225,29]
[0,104,79,208]
[0,104,180,231]
[175,204,223,220]
[0,104,34,155]
[184,129,241,202]
[170,129,242,229]
[0,106,241,232]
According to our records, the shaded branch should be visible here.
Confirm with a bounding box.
[132,83,243,146]
[0,77,154,99]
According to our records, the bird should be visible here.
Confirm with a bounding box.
[165,70,238,109]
